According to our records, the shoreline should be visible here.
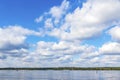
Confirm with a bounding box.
[0,67,120,70]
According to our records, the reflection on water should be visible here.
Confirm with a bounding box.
[0,70,120,80]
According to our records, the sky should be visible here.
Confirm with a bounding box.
[0,0,120,67]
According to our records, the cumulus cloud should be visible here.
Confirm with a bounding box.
[49,0,69,20]
[35,41,95,56]
[0,25,41,58]
[35,16,43,23]
[20,40,96,67]
[72,41,120,66]
[108,26,120,42]
[99,42,120,55]
[44,18,54,29]
[0,25,40,49]
[31,0,120,67]
[100,55,120,63]
[35,0,70,29]
[0,53,6,59]
[83,42,120,66]
[48,0,120,41]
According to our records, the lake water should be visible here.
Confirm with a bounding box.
[0,70,120,80]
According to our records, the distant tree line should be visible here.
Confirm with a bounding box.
[0,67,120,70]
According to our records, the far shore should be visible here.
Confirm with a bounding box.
[0,67,120,70]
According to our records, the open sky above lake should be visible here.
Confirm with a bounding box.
[0,0,120,67]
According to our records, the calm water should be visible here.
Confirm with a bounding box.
[0,70,120,80]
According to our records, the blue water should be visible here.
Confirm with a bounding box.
[0,70,120,80]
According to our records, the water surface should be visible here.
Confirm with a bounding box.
[0,70,120,80]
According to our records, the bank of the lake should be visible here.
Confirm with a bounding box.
[0,67,120,70]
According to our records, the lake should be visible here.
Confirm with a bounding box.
[0,70,120,80]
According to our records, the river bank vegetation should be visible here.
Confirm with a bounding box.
[0,67,120,70]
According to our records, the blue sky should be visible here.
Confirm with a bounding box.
[0,0,62,29]
[0,0,120,67]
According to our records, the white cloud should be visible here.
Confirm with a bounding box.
[35,41,95,56]
[95,55,120,67]
[23,40,96,67]
[48,0,120,41]
[5,48,28,57]
[0,25,41,58]
[0,53,6,59]
[49,0,69,19]
[72,41,120,66]
[108,26,120,42]
[44,18,53,29]
[35,0,69,29]
[89,57,99,63]
[100,56,120,63]
[0,25,40,48]
[35,16,43,23]
[31,0,120,67]
[80,41,120,66]
[99,42,120,55]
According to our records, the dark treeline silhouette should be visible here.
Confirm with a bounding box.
[0,67,120,70]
